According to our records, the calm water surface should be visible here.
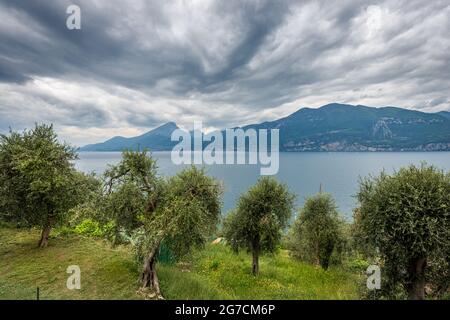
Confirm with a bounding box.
[75,152,450,219]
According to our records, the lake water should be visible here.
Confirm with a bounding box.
[75,152,450,220]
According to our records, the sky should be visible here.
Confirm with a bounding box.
[0,0,449,146]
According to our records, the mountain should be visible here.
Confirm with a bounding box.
[242,103,450,151]
[437,111,450,120]
[80,104,450,152]
[80,122,180,151]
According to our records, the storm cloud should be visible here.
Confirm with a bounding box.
[0,0,449,145]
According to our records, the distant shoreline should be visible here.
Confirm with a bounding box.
[77,149,450,153]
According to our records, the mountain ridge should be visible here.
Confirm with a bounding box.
[79,104,450,152]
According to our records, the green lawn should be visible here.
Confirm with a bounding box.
[0,227,360,300]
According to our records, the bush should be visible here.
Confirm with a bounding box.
[74,219,113,237]
[347,256,371,272]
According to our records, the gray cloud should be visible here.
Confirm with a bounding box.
[0,0,449,145]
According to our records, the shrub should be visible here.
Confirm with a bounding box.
[288,193,346,270]
[74,219,113,237]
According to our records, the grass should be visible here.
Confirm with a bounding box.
[0,227,360,300]
[0,227,140,300]
[159,244,359,300]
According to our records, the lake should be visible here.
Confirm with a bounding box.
[75,152,450,220]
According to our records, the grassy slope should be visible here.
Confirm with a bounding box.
[0,227,359,300]
[0,228,140,300]
[159,245,359,299]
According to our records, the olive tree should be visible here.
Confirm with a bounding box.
[223,177,295,275]
[356,164,449,299]
[288,193,345,270]
[0,124,95,247]
[101,150,222,297]
[138,167,222,295]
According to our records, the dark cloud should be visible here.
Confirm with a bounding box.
[0,58,29,83]
[0,0,449,145]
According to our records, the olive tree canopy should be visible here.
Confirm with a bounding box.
[0,124,95,247]
[356,164,450,299]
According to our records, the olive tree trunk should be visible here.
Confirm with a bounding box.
[252,241,260,276]
[38,225,52,248]
[407,257,427,300]
[319,241,335,270]
[141,237,163,297]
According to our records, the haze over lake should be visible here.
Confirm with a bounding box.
[76,152,450,219]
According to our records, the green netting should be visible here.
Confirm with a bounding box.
[156,241,174,264]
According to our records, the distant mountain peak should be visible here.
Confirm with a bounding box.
[79,121,180,151]
[145,122,179,136]
[159,121,178,129]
